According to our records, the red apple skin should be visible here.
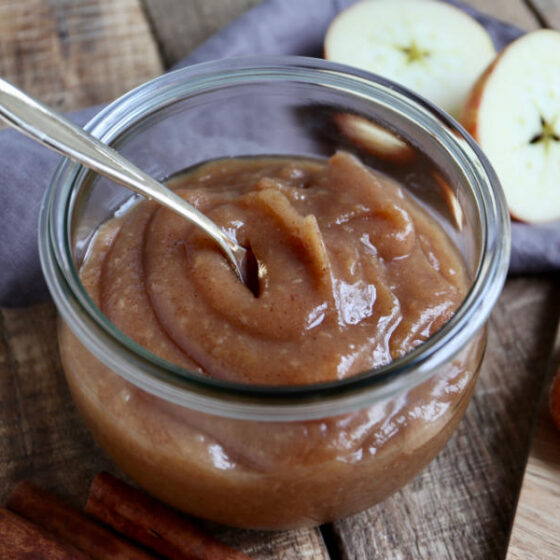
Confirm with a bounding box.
[459,33,560,224]
[461,57,499,142]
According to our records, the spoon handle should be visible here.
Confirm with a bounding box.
[0,78,247,282]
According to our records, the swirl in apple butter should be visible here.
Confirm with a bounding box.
[82,151,466,384]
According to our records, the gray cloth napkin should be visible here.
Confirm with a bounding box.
[0,0,557,306]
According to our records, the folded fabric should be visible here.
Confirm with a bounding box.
[0,0,557,306]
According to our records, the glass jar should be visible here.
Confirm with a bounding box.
[39,57,510,530]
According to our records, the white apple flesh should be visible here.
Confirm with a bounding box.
[463,30,560,223]
[324,0,496,118]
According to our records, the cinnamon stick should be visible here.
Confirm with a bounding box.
[0,506,90,559]
[84,472,251,560]
[7,481,156,560]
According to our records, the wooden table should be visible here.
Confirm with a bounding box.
[1,1,559,558]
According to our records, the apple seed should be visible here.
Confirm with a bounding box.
[529,115,560,150]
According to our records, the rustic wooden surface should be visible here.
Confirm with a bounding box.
[0,1,559,559]
[466,0,540,29]
[529,0,560,28]
[0,0,163,109]
[143,0,261,66]
[506,321,560,559]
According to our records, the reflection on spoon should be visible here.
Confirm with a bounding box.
[0,77,253,288]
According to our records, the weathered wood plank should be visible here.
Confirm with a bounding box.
[466,0,540,29]
[0,0,163,111]
[333,275,560,559]
[506,320,560,560]
[0,305,112,506]
[142,0,261,67]
[527,0,560,28]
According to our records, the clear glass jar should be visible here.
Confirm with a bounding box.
[39,57,510,530]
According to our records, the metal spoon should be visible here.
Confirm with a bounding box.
[0,78,250,286]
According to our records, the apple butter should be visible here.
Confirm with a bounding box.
[59,151,484,528]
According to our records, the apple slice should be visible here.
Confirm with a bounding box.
[324,0,496,118]
[334,113,416,164]
[463,30,560,223]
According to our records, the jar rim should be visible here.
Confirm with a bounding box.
[38,56,510,421]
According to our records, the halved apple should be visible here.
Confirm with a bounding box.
[463,30,560,223]
[334,113,416,164]
[324,0,496,118]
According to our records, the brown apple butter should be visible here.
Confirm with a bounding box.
[59,151,484,528]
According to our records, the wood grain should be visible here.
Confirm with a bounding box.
[527,0,560,28]
[0,0,163,110]
[142,0,262,67]
[0,305,111,507]
[465,0,540,29]
[506,322,560,559]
